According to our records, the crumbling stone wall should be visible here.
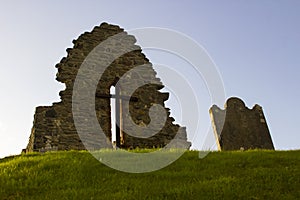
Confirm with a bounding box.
[26,22,190,152]
[209,97,274,150]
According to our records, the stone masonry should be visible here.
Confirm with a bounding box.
[26,23,191,152]
[209,97,274,150]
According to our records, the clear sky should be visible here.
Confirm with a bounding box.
[0,0,299,158]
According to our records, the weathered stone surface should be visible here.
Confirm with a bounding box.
[209,97,274,150]
[26,22,191,152]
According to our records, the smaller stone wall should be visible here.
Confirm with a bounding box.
[209,97,275,150]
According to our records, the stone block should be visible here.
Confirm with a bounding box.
[210,97,274,150]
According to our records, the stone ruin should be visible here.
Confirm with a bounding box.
[25,22,191,153]
[209,97,275,150]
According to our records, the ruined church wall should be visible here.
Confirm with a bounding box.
[26,23,190,152]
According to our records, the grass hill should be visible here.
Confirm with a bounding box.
[0,150,299,199]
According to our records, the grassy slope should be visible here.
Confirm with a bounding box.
[0,150,299,200]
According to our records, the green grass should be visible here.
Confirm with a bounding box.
[0,150,299,200]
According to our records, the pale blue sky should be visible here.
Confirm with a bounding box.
[0,0,299,158]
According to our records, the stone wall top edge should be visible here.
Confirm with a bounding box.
[210,97,264,113]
